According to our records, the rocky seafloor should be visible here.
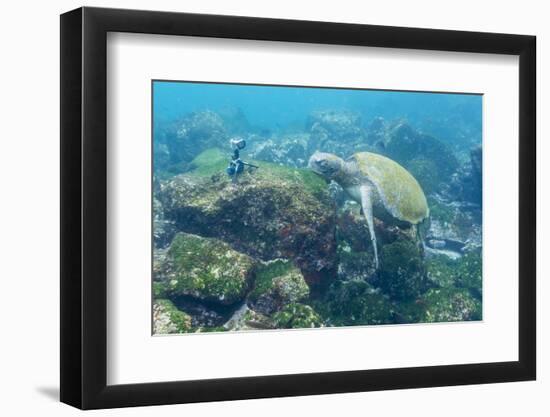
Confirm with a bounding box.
[152,109,482,334]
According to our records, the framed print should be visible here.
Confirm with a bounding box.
[60,7,536,409]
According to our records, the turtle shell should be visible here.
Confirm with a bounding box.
[350,152,429,224]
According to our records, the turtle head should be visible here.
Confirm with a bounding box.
[308,152,344,183]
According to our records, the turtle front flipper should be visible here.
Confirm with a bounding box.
[360,184,379,269]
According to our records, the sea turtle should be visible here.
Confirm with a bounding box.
[308,151,429,269]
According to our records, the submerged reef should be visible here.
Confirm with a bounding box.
[372,120,459,194]
[315,280,395,326]
[248,259,310,315]
[159,148,337,288]
[152,107,483,334]
[153,299,193,334]
[306,110,369,156]
[377,237,427,301]
[154,111,230,175]
[156,232,255,305]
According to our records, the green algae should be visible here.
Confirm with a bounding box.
[187,148,327,196]
[153,299,193,334]
[378,237,426,301]
[315,280,394,326]
[271,303,323,329]
[420,287,481,322]
[163,233,255,305]
[249,259,309,305]
[426,251,482,298]
[427,196,455,224]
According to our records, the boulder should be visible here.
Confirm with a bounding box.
[426,195,482,255]
[426,250,482,298]
[417,288,482,322]
[376,237,427,301]
[157,232,255,305]
[271,303,324,329]
[250,134,309,168]
[157,111,229,174]
[445,145,482,206]
[335,201,377,281]
[316,280,395,326]
[159,148,337,288]
[153,299,193,334]
[248,259,310,315]
[306,110,369,156]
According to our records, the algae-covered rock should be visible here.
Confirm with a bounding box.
[153,299,193,334]
[159,232,255,305]
[445,145,482,206]
[248,259,309,315]
[455,250,482,296]
[335,202,377,281]
[153,111,230,176]
[153,197,176,249]
[160,148,337,287]
[420,288,481,322]
[271,303,323,329]
[223,305,277,331]
[377,237,427,301]
[250,134,309,168]
[306,110,369,156]
[317,280,394,326]
[426,195,482,254]
[169,111,229,165]
[427,250,482,299]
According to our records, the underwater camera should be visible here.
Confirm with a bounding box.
[230,137,246,150]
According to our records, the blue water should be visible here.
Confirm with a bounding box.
[153,80,482,146]
[152,79,484,332]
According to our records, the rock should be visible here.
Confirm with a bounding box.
[271,303,324,329]
[158,232,255,305]
[316,280,395,326]
[153,197,176,249]
[376,237,427,301]
[335,200,426,283]
[158,111,229,173]
[444,145,482,206]
[153,141,171,173]
[248,259,309,315]
[428,239,446,249]
[217,107,251,135]
[171,296,231,328]
[327,181,346,207]
[426,251,482,298]
[223,305,277,331]
[426,254,460,288]
[425,247,462,261]
[223,303,251,330]
[250,134,309,168]
[418,288,481,322]
[379,121,459,193]
[426,195,482,253]
[153,299,193,334]
[367,116,388,146]
[306,110,369,156]
[159,148,337,288]
[335,201,377,281]
[455,250,482,297]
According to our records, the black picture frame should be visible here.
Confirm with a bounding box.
[60,6,536,410]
